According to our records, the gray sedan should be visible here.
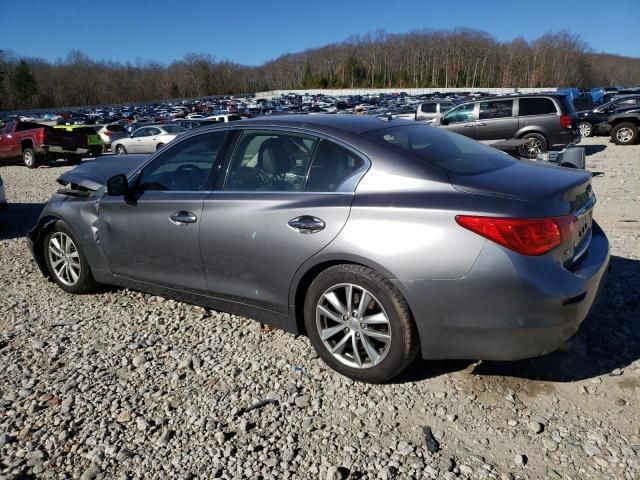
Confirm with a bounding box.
[28,115,609,383]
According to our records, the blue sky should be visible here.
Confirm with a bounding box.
[1,0,638,65]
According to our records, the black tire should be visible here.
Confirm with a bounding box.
[517,133,547,159]
[43,221,98,294]
[578,121,593,138]
[115,144,127,155]
[67,157,82,166]
[23,148,38,168]
[611,122,639,145]
[156,143,165,151]
[303,264,419,383]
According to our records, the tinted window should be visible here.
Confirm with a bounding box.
[440,103,455,112]
[306,141,365,192]
[519,98,557,116]
[106,124,124,132]
[443,103,476,124]
[479,100,513,120]
[163,125,187,134]
[138,132,228,191]
[147,128,162,136]
[364,125,515,175]
[132,128,150,138]
[225,130,317,192]
[421,103,437,113]
[615,98,639,106]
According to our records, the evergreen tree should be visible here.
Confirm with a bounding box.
[12,60,38,104]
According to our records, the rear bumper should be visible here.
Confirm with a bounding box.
[402,222,610,361]
[549,130,580,150]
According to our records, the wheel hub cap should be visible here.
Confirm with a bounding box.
[316,283,392,369]
[48,232,81,286]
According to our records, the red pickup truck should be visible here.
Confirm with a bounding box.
[0,120,102,168]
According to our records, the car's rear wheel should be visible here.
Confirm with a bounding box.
[44,222,98,294]
[23,148,38,168]
[578,122,593,137]
[115,144,127,155]
[304,264,419,383]
[156,143,165,150]
[611,122,638,145]
[517,133,547,159]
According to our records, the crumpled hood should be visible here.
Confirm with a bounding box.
[57,154,149,191]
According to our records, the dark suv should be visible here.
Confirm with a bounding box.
[430,94,579,158]
[576,95,640,137]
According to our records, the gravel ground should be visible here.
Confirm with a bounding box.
[0,137,638,480]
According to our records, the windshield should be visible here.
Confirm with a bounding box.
[364,125,516,175]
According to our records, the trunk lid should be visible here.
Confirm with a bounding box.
[57,154,149,191]
[449,160,595,264]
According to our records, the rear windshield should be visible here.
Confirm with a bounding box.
[163,125,187,134]
[106,124,125,132]
[364,125,516,175]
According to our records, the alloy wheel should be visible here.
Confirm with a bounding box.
[616,127,634,144]
[24,151,34,166]
[48,232,81,286]
[316,283,392,369]
[579,123,592,137]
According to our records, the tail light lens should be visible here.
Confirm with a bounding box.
[560,114,572,129]
[37,129,44,142]
[104,131,112,136]
[455,215,576,256]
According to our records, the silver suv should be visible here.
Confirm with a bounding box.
[430,94,580,157]
[415,100,457,121]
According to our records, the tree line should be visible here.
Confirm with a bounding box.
[1,28,639,111]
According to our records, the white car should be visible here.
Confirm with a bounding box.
[203,114,242,122]
[96,124,128,151]
[0,174,7,211]
[112,125,187,154]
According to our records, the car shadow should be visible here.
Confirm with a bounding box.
[584,144,607,156]
[392,255,639,384]
[0,202,44,240]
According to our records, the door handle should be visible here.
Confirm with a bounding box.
[169,211,198,225]
[476,122,487,127]
[288,216,325,234]
[463,124,474,128]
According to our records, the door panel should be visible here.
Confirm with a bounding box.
[199,193,352,313]
[476,99,517,141]
[98,192,207,289]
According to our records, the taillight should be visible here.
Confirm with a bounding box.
[560,114,572,129]
[104,131,112,136]
[455,215,576,256]
[37,129,44,142]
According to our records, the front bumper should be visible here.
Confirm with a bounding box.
[403,222,610,360]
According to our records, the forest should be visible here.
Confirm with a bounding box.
[2,28,639,111]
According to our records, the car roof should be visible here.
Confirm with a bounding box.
[215,114,416,135]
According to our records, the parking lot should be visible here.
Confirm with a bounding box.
[0,136,638,479]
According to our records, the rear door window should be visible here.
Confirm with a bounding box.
[421,103,437,113]
[306,140,365,192]
[519,98,557,116]
[479,100,514,119]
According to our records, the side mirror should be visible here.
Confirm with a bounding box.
[106,174,129,196]
[440,117,449,126]
[129,133,134,138]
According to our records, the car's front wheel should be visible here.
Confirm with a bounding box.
[115,144,127,155]
[304,264,419,383]
[44,222,98,294]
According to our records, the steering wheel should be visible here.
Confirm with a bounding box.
[173,164,205,190]
[229,166,267,190]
